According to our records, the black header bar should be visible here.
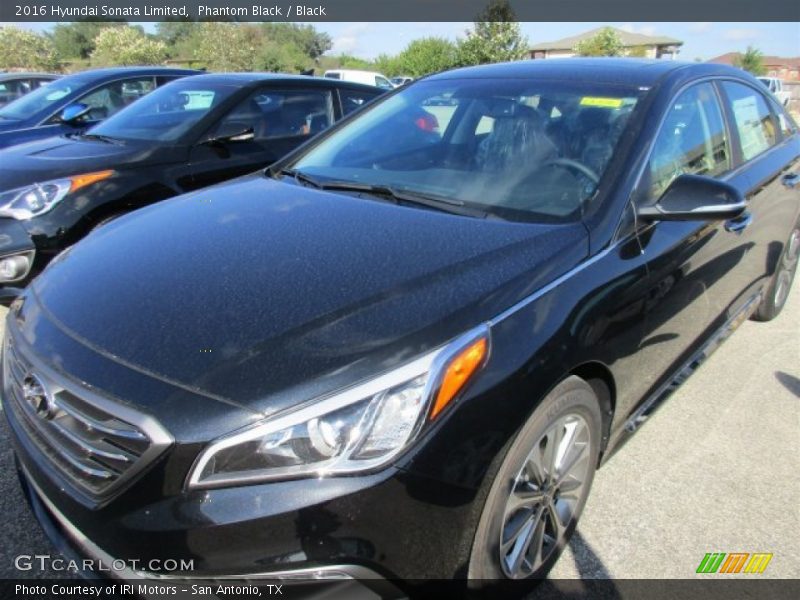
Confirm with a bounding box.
[2,0,799,23]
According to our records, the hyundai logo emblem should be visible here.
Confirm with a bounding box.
[22,373,53,420]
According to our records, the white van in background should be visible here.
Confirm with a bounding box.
[757,77,791,106]
[323,69,394,90]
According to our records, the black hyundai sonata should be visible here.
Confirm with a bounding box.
[2,59,799,592]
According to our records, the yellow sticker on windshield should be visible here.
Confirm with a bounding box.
[580,97,624,108]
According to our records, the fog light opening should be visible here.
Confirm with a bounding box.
[0,253,33,282]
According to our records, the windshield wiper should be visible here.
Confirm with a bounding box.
[277,168,323,188]
[316,181,488,218]
[274,168,488,218]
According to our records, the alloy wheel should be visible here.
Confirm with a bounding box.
[774,228,800,309]
[499,413,592,579]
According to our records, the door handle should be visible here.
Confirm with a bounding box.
[782,173,800,189]
[725,211,753,234]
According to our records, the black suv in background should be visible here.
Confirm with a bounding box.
[3,60,799,593]
[0,74,382,287]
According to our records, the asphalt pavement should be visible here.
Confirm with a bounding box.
[0,283,798,582]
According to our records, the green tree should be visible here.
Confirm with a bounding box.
[374,53,400,77]
[455,0,529,66]
[258,40,310,73]
[262,23,332,62]
[0,26,60,70]
[395,38,458,77]
[733,46,766,76]
[574,27,625,57]
[627,46,648,58]
[193,23,262,71]
[50,21,123,60]
[91,27,167,66]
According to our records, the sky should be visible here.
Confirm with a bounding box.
[9,21,800,62]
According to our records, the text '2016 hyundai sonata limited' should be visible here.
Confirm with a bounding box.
[2,59,799,594]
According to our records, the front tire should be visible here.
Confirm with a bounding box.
[468,376,602,586]
[753,225,799,322]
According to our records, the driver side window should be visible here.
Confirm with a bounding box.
[78,77,155,121]
[648,83,730,201]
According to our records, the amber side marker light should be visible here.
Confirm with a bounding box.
[69,170,114,193]
[430,337,488,420]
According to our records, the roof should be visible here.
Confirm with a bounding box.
[430,58,702,87]
[0,72,59,81]
[181,72,383,91]
[530,27,683,52]
[708,53,800,69]
[63,66,200,81]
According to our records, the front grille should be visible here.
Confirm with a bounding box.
[3,329,172,502]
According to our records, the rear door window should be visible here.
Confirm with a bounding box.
[720,81,778,162]
[340,88,381,116]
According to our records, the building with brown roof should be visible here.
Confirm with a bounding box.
[708,53,800,81]
[529,27,683,60]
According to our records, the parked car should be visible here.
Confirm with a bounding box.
[0,67,200,150]
[3,60,799,592]
[0,73,59,107]
[0,73,383,287]
[323,68,394,90]
[757,76,791,106]
[390,75,414,87]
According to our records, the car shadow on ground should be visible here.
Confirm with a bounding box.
[775,371,800,398]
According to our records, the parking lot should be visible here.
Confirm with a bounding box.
[0,284,798,581]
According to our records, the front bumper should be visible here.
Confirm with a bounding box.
[18,464,402,596]
[9,403,482,588]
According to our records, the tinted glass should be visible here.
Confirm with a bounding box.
[0,76,89,120]
[291,79,642,223]
[721,81,778,161]
[340,88,380,115]
[770,98,798,138]
[77,77,156,121]
[89,80,239,141]
[211,88,333,141]
[648,83,730,199]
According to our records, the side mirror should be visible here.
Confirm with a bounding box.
[201,124,255,147]
[59,103,91,125]
[638,174,747,222]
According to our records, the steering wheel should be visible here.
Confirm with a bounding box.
[542,158,600,184]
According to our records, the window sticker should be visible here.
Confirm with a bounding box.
[580,97,624,108]
[731,95,768,160]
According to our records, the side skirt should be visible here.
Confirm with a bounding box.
[623,291,763,434]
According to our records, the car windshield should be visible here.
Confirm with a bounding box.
[0,77,85,120]
[88,80,238,142]
[289,78,642,223]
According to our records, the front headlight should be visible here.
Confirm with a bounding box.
[0,170,113,220]
[187,326,490,489]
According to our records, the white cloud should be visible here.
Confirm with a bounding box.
[619,23,657,37]
[330,22,371,55]
[688,22,713,34]
[723,28,760,41]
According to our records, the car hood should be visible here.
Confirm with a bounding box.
[0,136,152,190]
[27,175,589,417]
[0,118,31,133]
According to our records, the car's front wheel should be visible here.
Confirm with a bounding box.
[468,375,602,586]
